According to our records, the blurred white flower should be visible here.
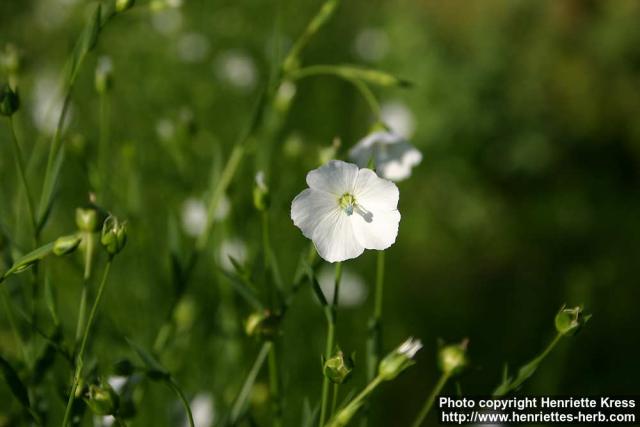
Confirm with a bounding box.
[151,8,183,35]
[183,393,215,427]
[349,131,422,182]
[317,265,367,307]
[182,196,229,238]
[353,28,390,62]
[156,118,176,141]
[96,56,113,77]
[107,376,127,394]
[215,50,257,91]
[398,337,423,358]
[291,160,400,263]
[218,238,248,271]
[380,101,416,138]
[176,32,210,63]
[31,71,73,135]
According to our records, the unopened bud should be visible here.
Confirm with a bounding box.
[101,215,127,256]
[53,234,82,256]
[378,337,422,381]
[76,207,100,232]
[115,0,135,13]
[245,310,281,339]
[0,84,19,116]
[253,171,270,211]
[438,340,468,376]
[323,350,353,384]
[555,305,590,336]
[95,56,113,94]
[85,382,119,416]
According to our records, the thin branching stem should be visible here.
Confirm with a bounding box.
[61,258,113,427]
[167,377,195,427]
[230,341,272,423]
[319,261,342,427]
[411,372,451,427]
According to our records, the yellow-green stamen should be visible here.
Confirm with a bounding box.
[338,193,356,215]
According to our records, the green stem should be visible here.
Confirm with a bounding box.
[7,116,37,238]
[411,372,451,427]
[329,376,384,427]
[98,91,110,200]
[290,68,381,120]
[331,383,340,418]
[61,258,113,427]
[75,232,94,343]
[167,377,194,427]
[268,342,283,427]
[230,341,272,423]
[319,262,342,427]
[367,251,385,380]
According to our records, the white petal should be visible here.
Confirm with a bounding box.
[353,168,399,213]
[351,209,400,250]
[291,188,339,239]
[307,160,359,196]
[312,210,364,263]
[377,141,422,181]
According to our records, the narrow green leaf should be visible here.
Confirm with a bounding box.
[2,242,54,278]
[44,273,59,325]
[293,64,412,88]
[302,260,328,307]
[0,355,30,410]
[66,4,102,85]
[36,144,66,230]
[217,265,264,311]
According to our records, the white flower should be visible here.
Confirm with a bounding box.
[291,160,400,263]
[217,238,248,272]
[183,393,215,427]
[353,28,390,62]
[31,70,73,135]
[349,131,422,182]
[381,101,416,138]
[181,196,229,237]
[215,50,257,91]
[397,337,423,359]
[317,265,367,307]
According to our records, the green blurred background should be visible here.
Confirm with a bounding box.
[1,0,639,425]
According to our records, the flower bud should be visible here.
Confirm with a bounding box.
[115,0,135,12]
[0,83,19,116]
[253,171,270,211]
[245,310,281,339]
[323,350,354,384]
[95,56,113,94]
[76,207,98,233]
[85,382,119,416]
[101,216,127,256]
[555,305,590,336]
[438,340,468,376]
[53,234,83,256]
[274,80,296,112]
[378,337,422,381]
[0,44,19,76]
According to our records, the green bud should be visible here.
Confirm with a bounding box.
[101,215,127,256]
[76,203,109,233]
[253,171,270,211]
[0,83,19,116]
[378,337,422,381]
[53,234,82,256]
[323,350,354,384]
[555,305,591,336]
[274,80,296,112]
[95,56,113,94]
[245,310,281,339]
[438,340,468,376]
[115,0,135,12]
[85,382,119,416]
[173,296,196,333]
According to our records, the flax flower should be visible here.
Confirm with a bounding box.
[291,160,400,263]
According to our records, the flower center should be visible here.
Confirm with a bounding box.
[338,193,356,215]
